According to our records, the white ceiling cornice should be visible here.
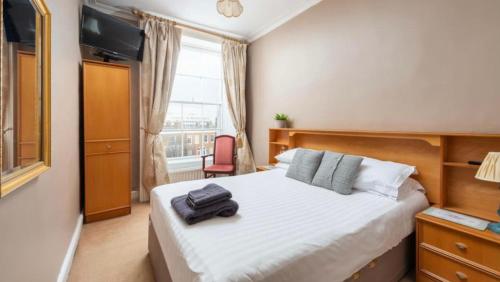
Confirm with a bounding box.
[89,0,245,40]
[248,0,323,42]
[85,0,324,43]
[134,9,246,41]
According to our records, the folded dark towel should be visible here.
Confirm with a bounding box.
[186,183,232,209]
[171,195,239,225]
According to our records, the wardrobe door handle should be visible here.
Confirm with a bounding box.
[455,271,468,281]
[455,242,467,251]
[106,144,112,150]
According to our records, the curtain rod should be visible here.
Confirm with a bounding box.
[131,9,246,44]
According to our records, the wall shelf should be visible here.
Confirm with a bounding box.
[443,162,480,169]
[268,128,500,222]
[442,135,500,221]
[269,141,289,146]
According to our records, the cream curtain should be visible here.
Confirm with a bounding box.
[222,40,256,174]
[139,18,182,200]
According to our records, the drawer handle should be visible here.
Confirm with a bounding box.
[456,271,468,281]
[106,144,112,150]
[455,242,467,251]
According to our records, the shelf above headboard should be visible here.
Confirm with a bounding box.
[268,128,500,221]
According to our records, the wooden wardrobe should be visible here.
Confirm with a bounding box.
[83,60,131,223]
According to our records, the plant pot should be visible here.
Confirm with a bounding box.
[274,120,287,128]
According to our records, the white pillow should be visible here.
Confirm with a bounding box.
[274,148,299,164]
[367,177,425,201]
[353,157,417,199]
[274,162,290,170]
[397,178,425,200]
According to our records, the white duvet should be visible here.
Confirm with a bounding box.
[150,169,428,282]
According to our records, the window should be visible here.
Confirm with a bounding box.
[162,35,234,168]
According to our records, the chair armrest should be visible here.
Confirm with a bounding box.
[201,154,213,159]
[201,154,213,170]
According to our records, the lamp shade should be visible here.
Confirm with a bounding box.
[475,152,500,183]
[217,0,243,18]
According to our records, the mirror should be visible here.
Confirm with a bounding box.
[1,0,51,198]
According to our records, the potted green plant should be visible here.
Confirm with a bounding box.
[274,113,289,128]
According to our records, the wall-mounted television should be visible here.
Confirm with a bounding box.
[80,5,144,61]
[3,0,36,45]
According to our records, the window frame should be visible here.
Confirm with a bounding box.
[162,35,228,167]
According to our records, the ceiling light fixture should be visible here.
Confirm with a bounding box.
[217,0,243,18]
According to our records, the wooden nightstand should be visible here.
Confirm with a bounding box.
[416,212,500,282]
[256,165,276,172]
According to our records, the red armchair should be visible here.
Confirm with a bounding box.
[202,135,237,178]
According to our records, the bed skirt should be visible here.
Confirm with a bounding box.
[148,218,413,282]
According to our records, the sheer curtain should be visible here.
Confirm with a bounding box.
[139,17,182,201]
[222,40,256,174]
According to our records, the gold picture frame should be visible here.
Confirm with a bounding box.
[0,0,51,198]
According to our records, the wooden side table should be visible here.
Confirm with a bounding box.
[416,212,500,281]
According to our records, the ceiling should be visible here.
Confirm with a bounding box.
[99,0,323,42]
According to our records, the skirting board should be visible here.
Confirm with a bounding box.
[57,213,83,282]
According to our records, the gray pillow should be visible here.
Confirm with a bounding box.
[286,149,324,184]
[332,155,363,195]
[312,151,344,189]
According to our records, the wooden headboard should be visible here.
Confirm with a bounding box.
[268,129,500,222]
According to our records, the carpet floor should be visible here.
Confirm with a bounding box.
[68,203,154,282]
[68,202,415,282]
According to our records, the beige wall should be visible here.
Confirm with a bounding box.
[247,0,500,165]
[0,0,82,281]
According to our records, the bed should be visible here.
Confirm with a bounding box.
[149,168,428,282]
[148,129,445,282]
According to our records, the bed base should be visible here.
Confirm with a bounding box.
[149,220,173,282]
[148,219,413,282]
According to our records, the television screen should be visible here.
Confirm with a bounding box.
[80,5,144,61]
[3,0,36,45]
